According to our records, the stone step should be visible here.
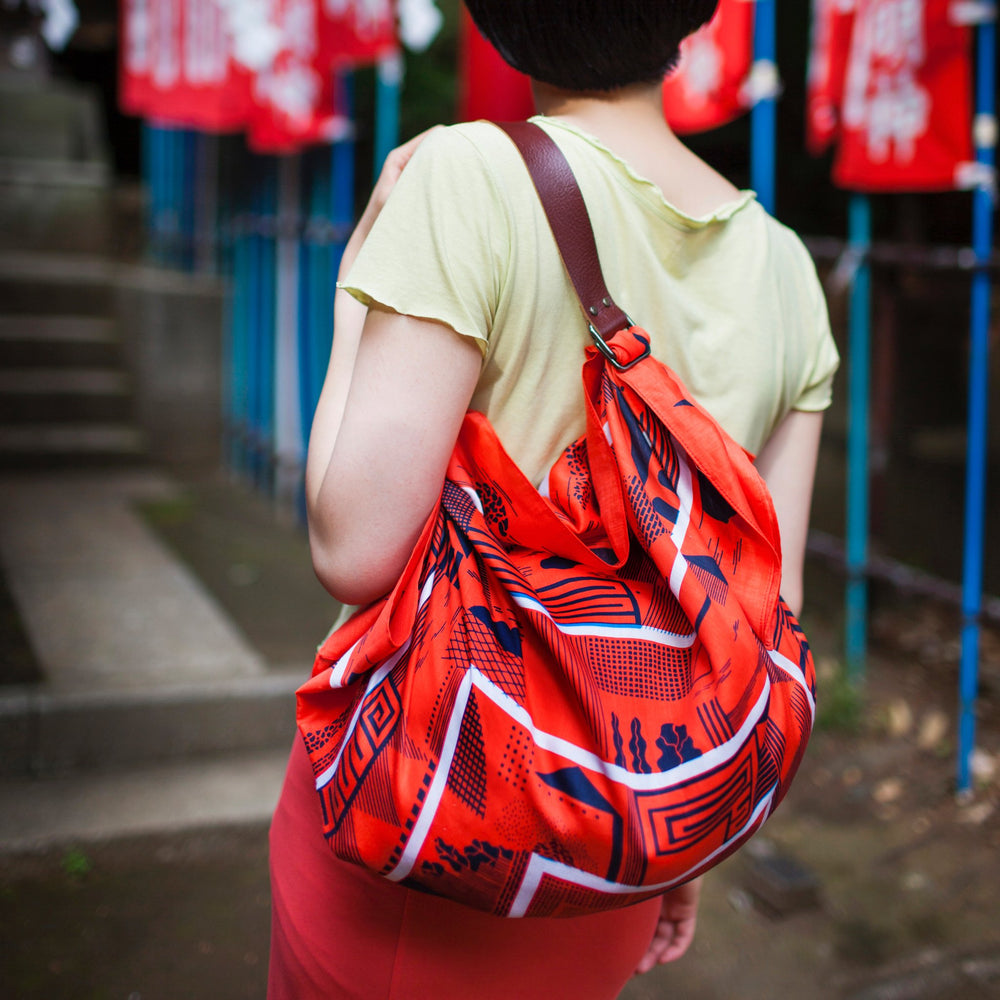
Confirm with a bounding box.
[0,747,289,853]
[0,423,146,467]
[0,315,121,368]
[0,368,129,393]
[0,252,116,315]
[0,672,301,778]
[0,367,133,423]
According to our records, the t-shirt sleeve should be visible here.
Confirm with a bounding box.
[785,236,840,413]
[792,285,839,412]
[338,124,511,356]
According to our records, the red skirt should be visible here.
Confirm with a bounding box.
[268,737,661,999]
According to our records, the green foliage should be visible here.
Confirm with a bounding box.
[399,0,462,138]
[60,848,93,880]
[136,495,196,529]
[815,662,864,733]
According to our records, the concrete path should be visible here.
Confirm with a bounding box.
[0,470,265,693]
[0,469,298,845]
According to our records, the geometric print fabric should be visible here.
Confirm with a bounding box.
[297,327,817,917]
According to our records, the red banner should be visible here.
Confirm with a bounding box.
[318,0,397,68]
[120,0,254,132]
[247,0,346,154]
[830,0,974,191]
[120,0,398,152]
[806,0,857,155]
[456,9,535,123]
[661,0,755,135]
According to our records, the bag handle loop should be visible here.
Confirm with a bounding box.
[495,121,648,370]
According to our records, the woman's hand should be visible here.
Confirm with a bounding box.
[634,877,702,975]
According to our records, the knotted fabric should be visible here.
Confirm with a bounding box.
[297,325,816,918]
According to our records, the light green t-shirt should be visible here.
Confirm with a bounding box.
[342,117,839,487]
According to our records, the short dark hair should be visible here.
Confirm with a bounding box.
[464,1,719,92]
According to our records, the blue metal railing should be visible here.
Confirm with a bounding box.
[958,11,997,794]
[750,0,777,214]
[845,194,873,683]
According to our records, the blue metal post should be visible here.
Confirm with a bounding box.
[297,71,354,452]
[845,194,873,682]
[958,14,996,793]
[227,221,249,471]
[374,53,402,176]
[249,167,264,481]
[147,123,166,262]
[300,157,331,453]
[750,0,777,214]
[275,153,304,509]
[331,71,356,277]
[257,159,278,491]
[297,156,316,455]
[181,130,197,270]
[164,125,181,266]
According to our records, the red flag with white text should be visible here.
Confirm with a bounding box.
[661,0,755,135]
[246,0,347,154]
[244,0,399,153]
[120,0,398,151]
[831,0,975,191]
[318,0,397,68]
[119,0,254,131]
[805,0,857,155]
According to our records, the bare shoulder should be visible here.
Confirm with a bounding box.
[658,144,742,218]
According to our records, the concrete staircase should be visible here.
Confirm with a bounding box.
[0,76,299,854]
[0,255,146,468]
[0,65,149,470]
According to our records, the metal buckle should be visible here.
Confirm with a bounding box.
[588,317,648,371]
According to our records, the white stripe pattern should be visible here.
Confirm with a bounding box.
[509,592,695,646]
[668,449,694,596]
[767,648,817,720]
[507,786,775,917]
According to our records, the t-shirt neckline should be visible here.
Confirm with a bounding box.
[529,115,757,229]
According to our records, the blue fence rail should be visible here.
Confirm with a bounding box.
[142,63,400,513]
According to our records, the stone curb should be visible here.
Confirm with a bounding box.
[0,748,289,855]
[0,671,305,777]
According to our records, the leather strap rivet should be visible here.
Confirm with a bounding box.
[588,305,599,316]
[602,297,611,307]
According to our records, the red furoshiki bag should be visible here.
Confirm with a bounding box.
[297,123,817,918]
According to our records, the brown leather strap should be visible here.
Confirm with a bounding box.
[496,121,630,342]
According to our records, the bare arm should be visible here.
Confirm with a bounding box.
[305,127,483,606]
[753,409,825,617]
[307,309,481,605]
[305,128,441,510]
